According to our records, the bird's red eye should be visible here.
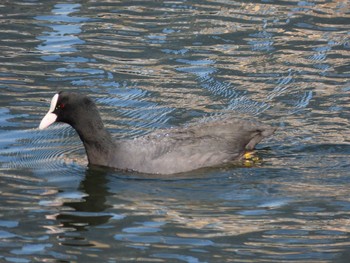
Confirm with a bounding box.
[56,103,65,110]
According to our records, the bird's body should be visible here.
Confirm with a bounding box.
[39,92,276,174]
[112,119,274,174]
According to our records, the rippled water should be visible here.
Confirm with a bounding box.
[0,0,349,262]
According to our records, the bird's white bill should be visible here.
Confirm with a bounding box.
[38,93,59,130]
[39,112,57,129]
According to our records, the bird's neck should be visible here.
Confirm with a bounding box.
[74,117,115,167]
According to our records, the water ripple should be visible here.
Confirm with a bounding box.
[0,0,349,262]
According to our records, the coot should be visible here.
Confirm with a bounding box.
[39,91,276,174]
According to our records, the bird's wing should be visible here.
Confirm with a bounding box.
[116,118,275,174]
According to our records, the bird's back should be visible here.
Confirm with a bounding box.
[112,118,276,174]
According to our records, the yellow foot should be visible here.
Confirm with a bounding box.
[243,151,261,167]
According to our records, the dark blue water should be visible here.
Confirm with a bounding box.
[0,0,349,262]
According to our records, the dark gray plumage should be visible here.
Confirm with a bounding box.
[39,91,276,174]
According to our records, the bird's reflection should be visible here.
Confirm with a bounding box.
[57,167,112,231]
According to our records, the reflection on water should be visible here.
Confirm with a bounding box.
[36,4,86,55]
[0,0,349,262]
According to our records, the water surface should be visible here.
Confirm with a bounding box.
[0,0,349,262]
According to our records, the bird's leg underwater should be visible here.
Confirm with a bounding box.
[242,151,262,167]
